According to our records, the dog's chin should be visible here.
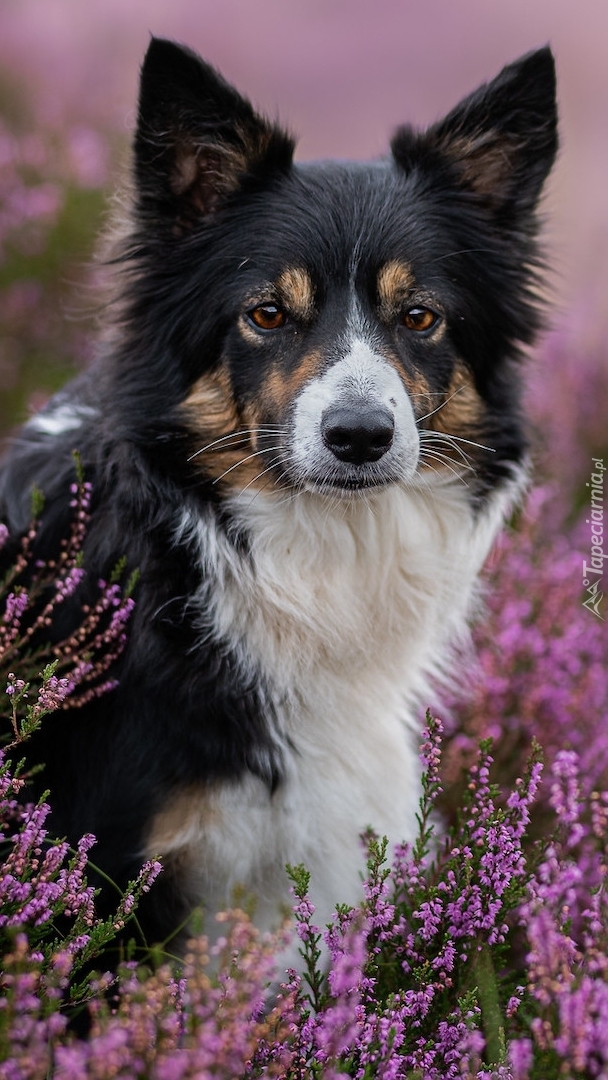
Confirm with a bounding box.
[280,453,420,499]
[297,468,404,500]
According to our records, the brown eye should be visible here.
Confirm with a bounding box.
[402,307,438,333]
[248,304,286,331]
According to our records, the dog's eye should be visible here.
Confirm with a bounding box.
[402,307,439,333]
[248,304,287,331]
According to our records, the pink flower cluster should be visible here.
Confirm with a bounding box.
[1,621,608,1078]
[509,750,608,1076]
[1,467,135,741]
[0,751,162,1077]
[444,485,608,800]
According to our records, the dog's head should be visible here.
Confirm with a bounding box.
[113,38,557,503]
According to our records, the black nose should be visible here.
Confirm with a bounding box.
[321,406,395,465]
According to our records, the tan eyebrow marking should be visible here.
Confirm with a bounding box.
[276,267,316,320]
[377,260,416,321]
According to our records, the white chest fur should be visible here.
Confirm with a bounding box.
[150,475,519,941]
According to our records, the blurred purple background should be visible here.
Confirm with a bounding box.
[2,0,607,298]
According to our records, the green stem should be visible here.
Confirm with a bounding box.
[472,941,505,1066]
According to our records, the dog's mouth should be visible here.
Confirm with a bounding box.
[299,467,403,497]
[281,438,411,498]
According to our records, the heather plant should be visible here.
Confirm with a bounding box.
[278,719,545,1080]
[442,485,608,810]
[0,460,136,737]
[0,754,162,1074]
[0,465,162,1072]
[4,709,608,1077]
[510,751,608,1077]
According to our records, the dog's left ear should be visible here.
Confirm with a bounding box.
[392,47,558,217]
[134,37,295,226]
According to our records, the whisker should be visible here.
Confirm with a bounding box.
[243,461,302,509]
[431,247,496,263]
[416,386,497,455]
[270,487,304,510]
[420,432,474,461]
[421,429,496,454]
[212,445,285,485]
[418,448,472,487]
[419,431,474,468]
[238,455,288,496]
[421,447,472,471]
[415,386,465,424]
[188,427,287,462]
[408,391,448,398]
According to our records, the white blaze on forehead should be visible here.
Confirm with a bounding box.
[295,337,407,417]
[290,336,420,482]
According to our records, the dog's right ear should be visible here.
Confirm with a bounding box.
[134,38,295,226]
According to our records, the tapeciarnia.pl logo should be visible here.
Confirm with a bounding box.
[582,457,605,620]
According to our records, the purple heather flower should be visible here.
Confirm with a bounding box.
[5,675,26,697]
[2,590,28,627]
[509,1037,533,1079]
[34,674,74,714]
[55,565,85,601]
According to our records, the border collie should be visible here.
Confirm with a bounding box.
[0,40,557,958]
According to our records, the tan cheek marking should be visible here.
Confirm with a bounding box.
[183,366,239,438]
[399,368,433,407]
[418,361,486,474]
[377,259,416,322]
[428,361,483,436]
[181,367,281,491]
[276,267,315,321]
[261,350,325,413]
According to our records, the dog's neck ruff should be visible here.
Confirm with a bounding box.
[179,470,523,715]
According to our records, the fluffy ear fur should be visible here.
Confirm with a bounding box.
[391,47,558,217]
[134,37,295,225]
